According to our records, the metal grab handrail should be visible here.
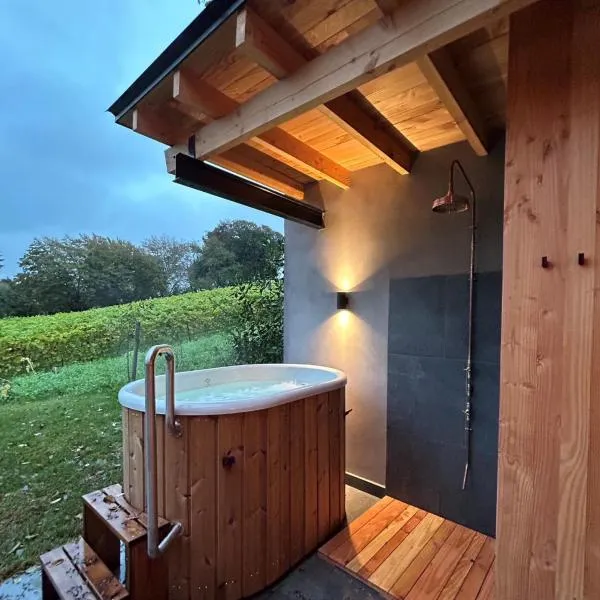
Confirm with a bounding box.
[144,344,183,559]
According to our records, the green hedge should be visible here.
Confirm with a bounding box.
[0,288,236,377]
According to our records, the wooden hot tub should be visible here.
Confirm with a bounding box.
[119,363,346,600]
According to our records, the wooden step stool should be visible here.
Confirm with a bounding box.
[41,484,172,600]
[40,537,128,600]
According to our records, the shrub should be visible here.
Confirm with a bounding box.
[0,288,236,377]
[228,279,283,365]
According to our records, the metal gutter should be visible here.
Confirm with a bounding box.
[108,0,246,121]
[173,154,324,229]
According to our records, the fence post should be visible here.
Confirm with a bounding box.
[131,321,141,381]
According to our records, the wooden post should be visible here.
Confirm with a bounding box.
[497,0,600,598]
[131,321,141,381]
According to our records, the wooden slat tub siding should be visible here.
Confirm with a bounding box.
[328,389,342,533]
[279,403,292,574]
[242,411,267,596]
[189,417,218,600]
[122,408,130,504]
[304,394,319,552]
[156,415,165,517]
[289,400,306,566]
[165,413,191,600]
[128,410,144,510]
[122,384,346,600]
[339,388,346,523]
[266,406,282,584]
[317,393,330,545]
[217,414,244,599]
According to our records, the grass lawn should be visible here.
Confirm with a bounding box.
[0,333,233,579]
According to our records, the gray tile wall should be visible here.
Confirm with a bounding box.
[386,271,501,536]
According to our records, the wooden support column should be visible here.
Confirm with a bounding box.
[497,1,600,599]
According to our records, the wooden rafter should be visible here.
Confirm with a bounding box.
[232,6,416,175]
[133,106,190,146]
[417,49,490,156]
[193,0,538,160]
[172,70,350,189]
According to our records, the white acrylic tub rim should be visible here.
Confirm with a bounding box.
[118,363,347,416]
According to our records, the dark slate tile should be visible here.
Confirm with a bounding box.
[389,276,446,357]
[471,362,500,455]
[439,488,469,529]
[473,271,502,364]
[465,451,498,536]
[389,355,466,447]
[387,354,420,420]
[444,274,469,360]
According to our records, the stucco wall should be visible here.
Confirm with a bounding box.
[284,140,504,487]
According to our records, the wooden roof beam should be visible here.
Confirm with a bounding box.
[165,143,305,201]
[233,6,416,175]
[417,49,490,156]
[194,0,538,160]
[172,70,351,189]
[133,106,189,146]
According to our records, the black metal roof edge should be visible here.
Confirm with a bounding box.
[108,0,246,121]
[173,154,325,229]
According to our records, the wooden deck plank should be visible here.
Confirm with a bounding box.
[455,538,495,600]
[320,496,495,600]
[405,525,476,599]
[319,496,395,556]
[477,564,495,600]
[349,505,419,576]
[330,499,409,565]
[390,520,456,598]
[438,532,487,600]
[370,512,445,591]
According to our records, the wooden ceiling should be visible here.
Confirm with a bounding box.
[119,0,511,200]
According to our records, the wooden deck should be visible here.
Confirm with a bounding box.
[319,496,495,599]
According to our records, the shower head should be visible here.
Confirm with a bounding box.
[432,190,470,214]
[432,159,474,215]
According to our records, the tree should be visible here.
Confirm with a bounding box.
[190,220,284,290]
[79,236,167,308]
[143,235,199,295]
[12,237,88,314]
[7,235,168,316]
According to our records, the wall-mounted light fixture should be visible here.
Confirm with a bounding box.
[336,292,350,310]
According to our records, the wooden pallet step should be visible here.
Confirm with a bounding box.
[83,484,169,546]
[41,538,128,600]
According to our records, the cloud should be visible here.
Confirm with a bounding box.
[0,0,283,277]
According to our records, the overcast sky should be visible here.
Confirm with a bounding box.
[0,1,283,278]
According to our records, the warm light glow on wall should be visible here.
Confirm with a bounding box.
[337,307,351,327]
